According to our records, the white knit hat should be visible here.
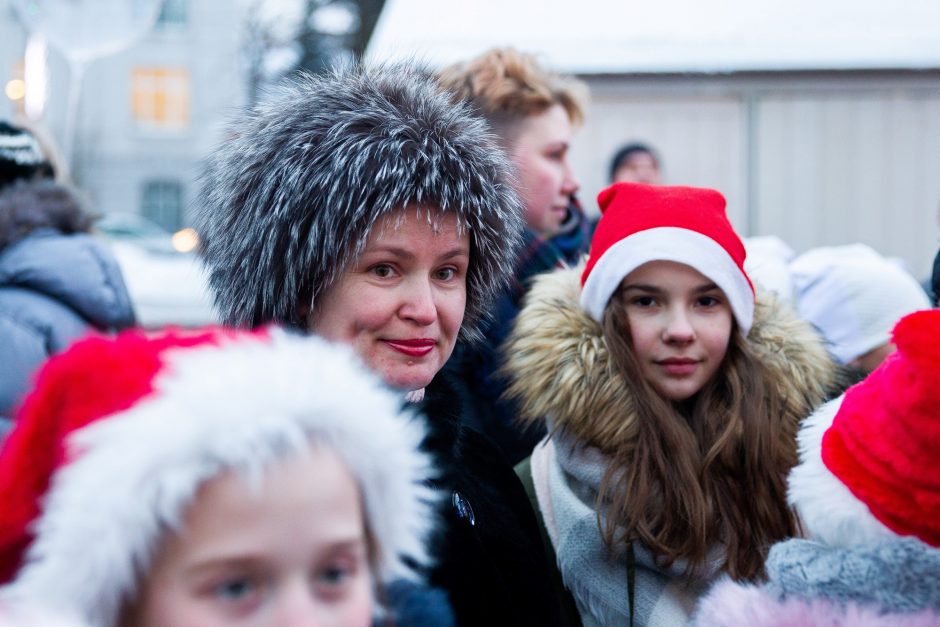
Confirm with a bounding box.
[790,244,930,364]
[743,236,796,302]
[0,327,435,626]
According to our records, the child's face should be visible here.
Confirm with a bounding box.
[618,260,733,401]
[131,448,374,627]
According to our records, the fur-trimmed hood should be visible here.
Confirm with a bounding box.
[503,263,838,453]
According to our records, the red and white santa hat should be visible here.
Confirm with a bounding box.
[580,182,755,334]
[788,309,940,548]
[0,327,435,626]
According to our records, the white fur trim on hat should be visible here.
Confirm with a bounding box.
[580,227,755,333]
[787,395,894,547]
[3,332,435,626]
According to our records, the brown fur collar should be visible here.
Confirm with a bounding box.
[503,263,838,454]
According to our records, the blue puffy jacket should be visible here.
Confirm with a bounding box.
[0,229,136,421]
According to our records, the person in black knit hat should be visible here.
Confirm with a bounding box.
[0,122,135,430]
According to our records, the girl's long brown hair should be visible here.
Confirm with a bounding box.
[599,294,799,581]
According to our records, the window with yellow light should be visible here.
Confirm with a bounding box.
[131,67,189,132]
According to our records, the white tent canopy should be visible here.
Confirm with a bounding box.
[367,0,940,73]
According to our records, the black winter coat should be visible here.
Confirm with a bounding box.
[418,374,564,626]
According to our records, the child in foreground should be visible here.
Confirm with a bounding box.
[0,327,443,626]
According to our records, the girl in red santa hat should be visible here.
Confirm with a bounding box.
[505,182,840,626]
[693,309,940,626]
[0,327,446,627]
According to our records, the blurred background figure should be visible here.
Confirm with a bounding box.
[743,235,796,302]
[932,245,940,306]
[790,243,931,375]
[0,121,55,188]
[0,120,135,430]
[437,47,591,464]
[609,141,662,185]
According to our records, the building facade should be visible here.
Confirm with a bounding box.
[1,0,247,231]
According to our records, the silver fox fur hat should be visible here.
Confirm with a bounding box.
[196,63,524,342]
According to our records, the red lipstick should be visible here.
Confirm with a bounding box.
[384,338,436,357]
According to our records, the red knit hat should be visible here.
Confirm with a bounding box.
[0,326,435,625]
[580,182,755,333]
[0,327,233,583]
[788,310,940,548]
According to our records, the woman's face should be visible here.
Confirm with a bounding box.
[618,260,733,401]
[309,209,469,392]
[132,449,374,627]
[508,103,579,237]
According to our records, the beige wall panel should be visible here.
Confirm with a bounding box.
[570,94,747,228]
[755,93,940,278]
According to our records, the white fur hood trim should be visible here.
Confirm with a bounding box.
[2,331,436,625]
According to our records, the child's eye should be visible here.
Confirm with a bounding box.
[697,295,721,307]
[319,565,350,586]
[314,559,363,596]
[629,295,657,308]
[213,576,259,602]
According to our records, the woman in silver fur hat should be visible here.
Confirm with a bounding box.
[195,64,564,625]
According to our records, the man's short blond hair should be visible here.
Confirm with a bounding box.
[438,48,588,139]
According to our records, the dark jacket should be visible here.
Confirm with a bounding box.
[932,246,940,306]
[382,579,455,627]
[0,229,136,420]
[418,373,564,626]
[442,198,591,465]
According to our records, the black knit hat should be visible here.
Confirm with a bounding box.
[196,63,524,342]
[0,121,54,190]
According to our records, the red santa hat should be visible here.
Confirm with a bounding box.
[788,309,940,548]
[580,182,755,334]
[0,327,434,625]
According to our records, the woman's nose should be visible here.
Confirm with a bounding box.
[399,279,437,325]
[562,161,580,196]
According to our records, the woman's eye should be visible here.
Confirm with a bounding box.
[435,267,457,281]
[697,295,721,307]
[370,264,394,278]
